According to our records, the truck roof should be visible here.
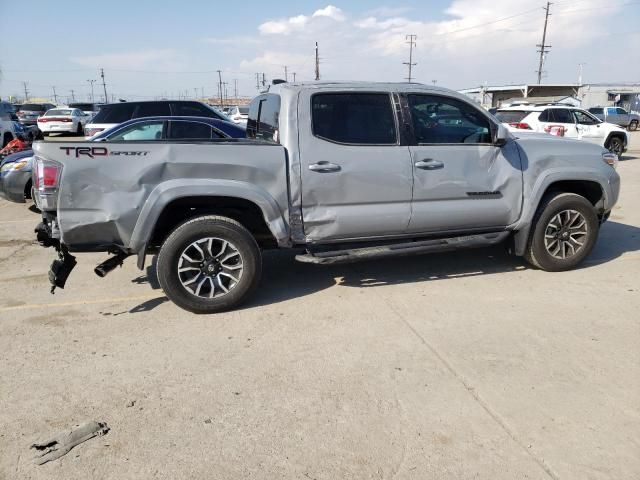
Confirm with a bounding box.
[267,81,460,96]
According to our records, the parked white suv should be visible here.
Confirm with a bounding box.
[495,104,628,156]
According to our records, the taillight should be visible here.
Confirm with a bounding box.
[35,160,61,191]
[509,122,532,130]
[544,125,566,137]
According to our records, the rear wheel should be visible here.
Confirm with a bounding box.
[524,192,599,271]
[76,122,83,135]
[156,215,262,314]
[629,120,638,132]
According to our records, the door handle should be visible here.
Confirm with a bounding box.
[309,161,341,173]
[414,159,444,170]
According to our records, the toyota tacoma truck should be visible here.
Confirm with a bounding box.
[33,82,621,313]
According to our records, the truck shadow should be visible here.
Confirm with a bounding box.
[129,221,639,312]
[248,220,640,307]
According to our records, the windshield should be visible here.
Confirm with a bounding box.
[239,106,249,114]
[495,110,529,123]
[45,109,73,116]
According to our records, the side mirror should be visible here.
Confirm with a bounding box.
[494,124,510,146]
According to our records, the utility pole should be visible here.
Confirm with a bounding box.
[87,79,96,103]
[292,72,297,82]
[256,73,260,90]
[233,78,238,101]
[284,65,288,82]
[223,82,229,106]
[194,87,198,99]
[403,34,417,82]
[536,2,552,84]
[577,63,586,85]
[315,42,320,81]
[22,82,29,102]
[217,70,223,106]
[201,86,204,99]
[262,73,266,87]
[100,68,108,103]
[70,89,76,102]
[51,86,58,104]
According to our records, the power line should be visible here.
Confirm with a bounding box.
[536,2,552,84]
[403,34,417,82]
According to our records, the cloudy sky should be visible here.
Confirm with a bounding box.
[1,0,638,102]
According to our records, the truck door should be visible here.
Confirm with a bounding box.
[298,91,413,241]
[616,108,630,127]
[539,108,579,139]
[403,93,523,233]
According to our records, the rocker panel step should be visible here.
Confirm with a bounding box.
[295,232,510,265]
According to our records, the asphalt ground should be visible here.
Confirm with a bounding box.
[0,132,638,479]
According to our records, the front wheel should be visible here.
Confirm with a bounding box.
[156,215,262,314]
[607,136,624,156]
[524,192,599,271]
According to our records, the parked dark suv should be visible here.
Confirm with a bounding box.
[84,100,228,138]
[17,103,56,126]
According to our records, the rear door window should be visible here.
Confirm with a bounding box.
[91,104,136,124]
[551,109,574,123]
[588,108,604,115]
[168,121,220,139]
[312,93,397,144]
[134,102,171,118]
[108,121,165,141]
[616,108,628,115]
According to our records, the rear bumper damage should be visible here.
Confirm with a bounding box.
[35,221,77,293]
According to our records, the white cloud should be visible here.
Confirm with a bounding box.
[259,5,345,35]
[312,5,345,21]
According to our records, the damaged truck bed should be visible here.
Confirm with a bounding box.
[33,82,620,313]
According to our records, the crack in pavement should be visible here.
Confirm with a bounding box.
[384,298,560,480]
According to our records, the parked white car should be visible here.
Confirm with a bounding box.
[227,105,249,125]
[495,104,628,156]
[37,108,90,136]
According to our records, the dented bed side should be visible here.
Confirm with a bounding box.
[32,140,290,253]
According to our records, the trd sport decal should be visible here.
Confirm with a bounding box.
[59,147,149,158]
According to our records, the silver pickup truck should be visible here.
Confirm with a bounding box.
[33,82,621,313]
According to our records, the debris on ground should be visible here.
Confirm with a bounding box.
[31,421,109,465]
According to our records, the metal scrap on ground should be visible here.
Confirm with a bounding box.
[30,421,109,465]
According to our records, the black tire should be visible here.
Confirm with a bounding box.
[606,136,624,156]
[629,120,638,132]
[156,215,262,314]
[76,122,83,135]
[524,192,599,271]
[2,133,11,148]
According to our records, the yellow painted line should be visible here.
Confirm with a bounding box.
[0,294,163,312]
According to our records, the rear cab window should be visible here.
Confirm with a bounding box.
[247,94,281,143]
[311,92,397,144]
